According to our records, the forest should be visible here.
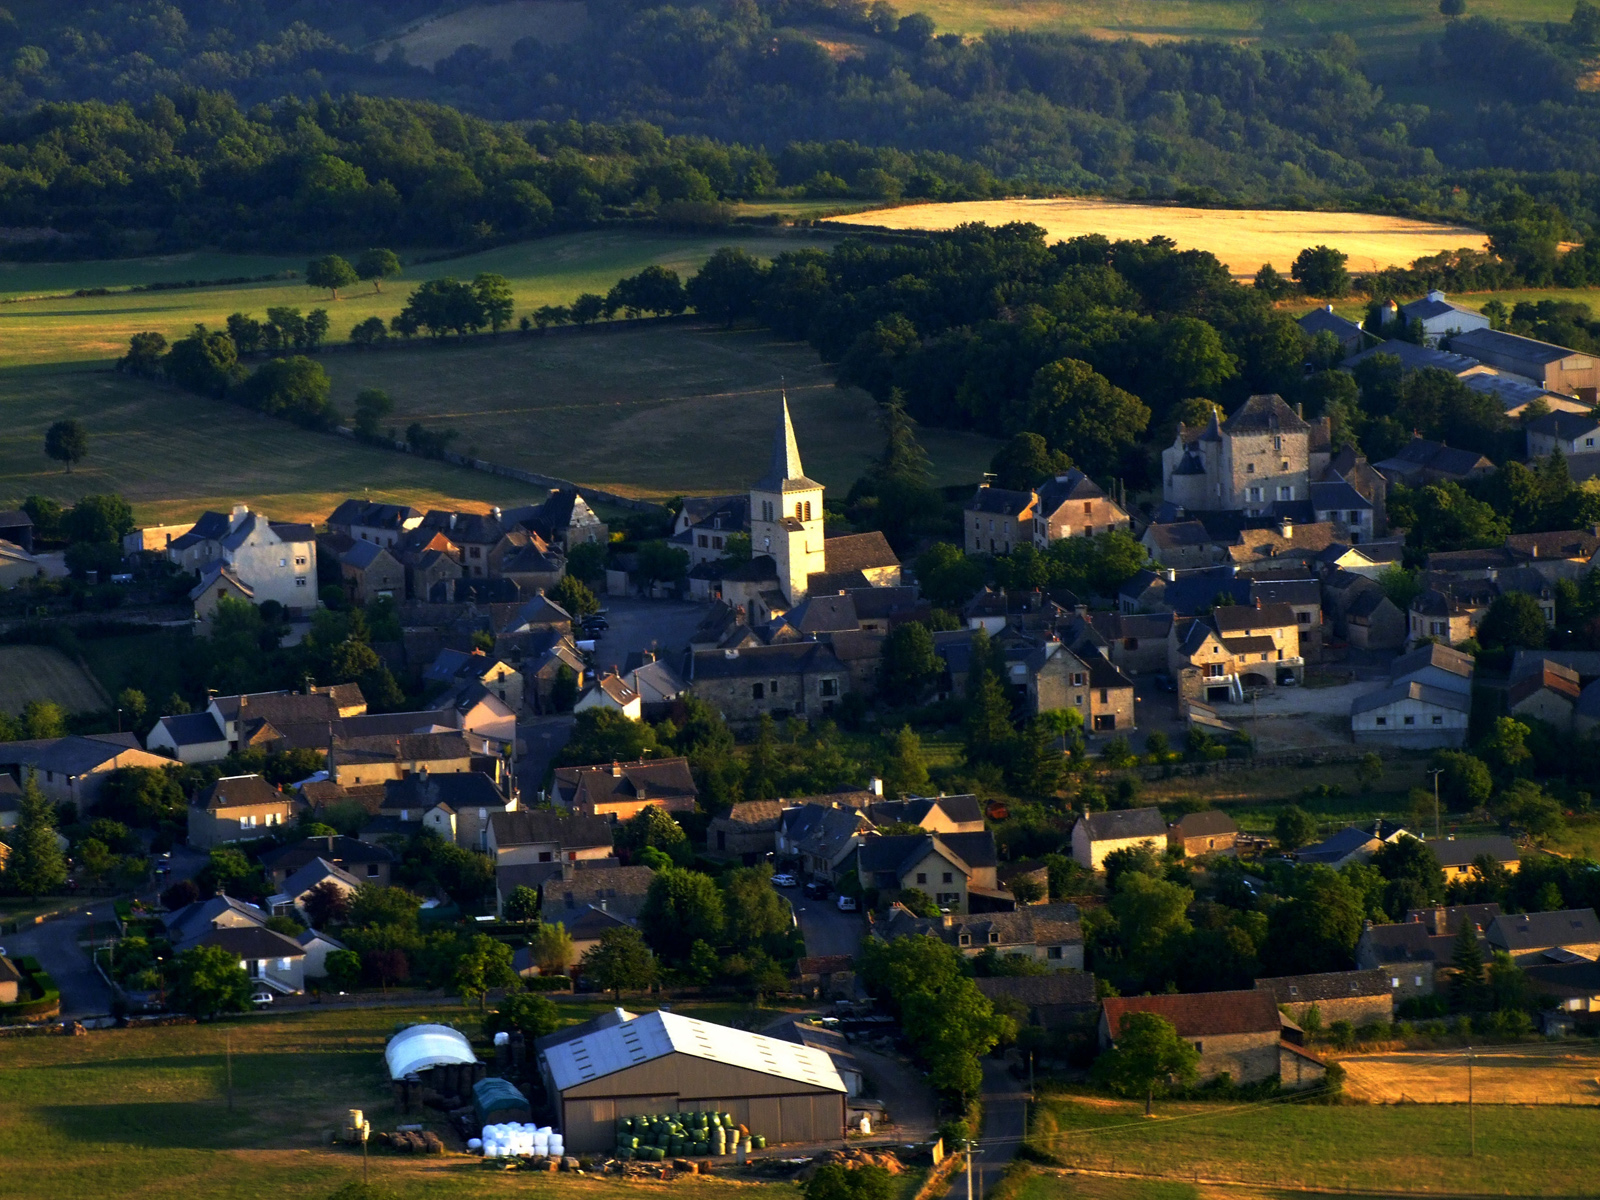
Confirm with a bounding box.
[7,4,1600,244]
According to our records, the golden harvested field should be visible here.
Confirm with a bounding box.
[830,199,1487,279]
[1339,1045,1600,1106]
[373,0,590,61]
[0,645,109,714]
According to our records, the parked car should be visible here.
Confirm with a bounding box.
[251,990,274,1006]
[802,880,831,900]
[583,615,609,631]
[836,894,858,912]
[771,873,798,887]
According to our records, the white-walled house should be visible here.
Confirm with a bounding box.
[1071,808,1167,871]
[1394,291,1491,345]
[1350,681,1470,748]
[168,505,317,617]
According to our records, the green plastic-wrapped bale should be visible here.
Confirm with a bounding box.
[754,1136,766,1149]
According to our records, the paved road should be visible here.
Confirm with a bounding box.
[790,889,864,959]
[584,597,705,676]
[5,905,113,1019]
[945,1058,1029,1200]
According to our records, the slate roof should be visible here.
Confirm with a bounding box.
[552,757,698,812]
[193,774,286,813]
[1211,602,1298,633]
[328,500,422,531]
[753,397,823,492]
[1035,470,1109,510]
[1401,902,1503,936]
[823,531,899,573]
[1350,681,1471,716]
[1309,476,1373,513]
[1390,642,1475,683]
[259,834,395,876]
[1527,410,1600,440]
[1102,989,1281,1038]
[866,794,985,828]
[1344,339,1480,374]
[1298,307,1363,339]
[1077,807,1166,843]
[1452,327,1582,365]
[967,487,1036,517]
[276,857,363,901]
[156,711,227,747]
[1222,394,1309,434]
[194,924,307,960]
[787,593,860,635]
[1488,908,1600,951]
[383,770,505,813]
[1507,530,1600,561]
[1255,969,1390,1003]
[1376,437,1494,479]
[490,809,613,850]
[1144,520,1214,551]
[189,563,252,601]
[1424,836,1519,869]
[975,973,1098,1010]
[626,658,688,706]
[717,800,784,831]
[1170,810,1238,838]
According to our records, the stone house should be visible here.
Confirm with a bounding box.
[1070,807,1167,871]
[259,834,394,890]
[689,642,849,726]
[1508,661,1582,730]
[706,800,784,858]
[1505,529,1600,583]
[1309,473,1377,544]
[1031,470,1131,544]
[1254,969,1394,1027]
[1426,837,1520,883]
[865,794,985,834]
[1099,991,1317,1088]
[1374,437,1495,489]
[381,769,514,852]
[187,774,300,848]
[1141,520,1225,570]
[0,735,170,813]
[975,973,1099,1031]
[326,500,424,547]
[1250,577,1324,662]
[487,809,614,869]
[1168,810,1239,858]
[550,757,698,821]
[1021,640,1136,733]
[542,861,656,923]
[327,732,477,787]
[1344,588,1407,651]
[778,802,875,881]
[1084,612,1174,676]
[1161,394,1332,516]
[855,830,1000,913]
[520,488,609,553]
[1354,910,1493,1000]
[330,538,405,604]
[1169,601,1303,704]
[964,486,1037,556]
[424,649,525,713]
[574,672,642,720]
[1526,410,1600,458]
[877,903,1085,969]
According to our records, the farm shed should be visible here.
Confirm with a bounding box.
[386,1024,476,1080]
[538,1008,846,1154]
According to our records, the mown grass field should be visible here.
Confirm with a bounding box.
[319,323,999,499]
[906,0,1575,56]
[1026,1091,1600,1195]
[373,0,591,60]
[0,228,842,370]
[830,199,1487,280]
[0,1000,809,1200]
[0,645,108,713]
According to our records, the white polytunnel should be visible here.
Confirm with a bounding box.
[385,1023,476,1080]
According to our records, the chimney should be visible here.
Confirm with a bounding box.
[1296,402,1304,419]
[448,513,457,530]
[599,898,607,912]
[491,506,502,521]
[1431,905,1448,935]
[1531,543,1539,558]
[869,777,883,796]
[1278,517,1293,539]
[1324,303,1333,313]
[1163,567,1177,582]
[611,761,622,777]
[941,914,955,929]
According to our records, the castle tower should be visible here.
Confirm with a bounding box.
[750,395,826,604]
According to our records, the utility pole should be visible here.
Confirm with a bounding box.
[1466,1045,1475,1156]
[966,1138,974,1200]
[1429,767,1445,839]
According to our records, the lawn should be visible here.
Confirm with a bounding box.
[0,369,520,525]
[0,645,109,713]
[907,0,1575,58]
[0,228,842,370]
[0,1000,809,1200]
[1026,1091,1600,1196]
[318,323,999,499]
[76,629,194,709]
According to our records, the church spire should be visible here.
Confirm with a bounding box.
[754,388,818,492]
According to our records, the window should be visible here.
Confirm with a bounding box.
[1193,1041,1204,1053]
[538,851,553,862]
[1125,637,1139,650]
[943,872,953,884]
[1248,487,1263,501]
[1246,462,1255,474]
[762,501,774,521]
[279,557,287,567]
[805,501,813,520]
[916,873,927,885]
[711,536,723,549]
[277,957,291,972]
[698,535,709,547]
[1099,688,1108,703]
[295,577,307,587]
[795,502,803,520]
[752,683,765,700]
[1404,715,1415,726]
[470,546,481,558]
[1391,977,1400,988]
[295,556,307,566]
[367,863,380,877]
[1047,946,1063,959]
[1281,461,1290,471]
[821,677,839,697]
[1274,436,1282,450]
[1207,664,1225,677]
[1415,975,1424,987]
[1589,438,1596,448]
[1084,525,1093,536]
[1074,695,1083,705]
[1071,673,1085,686]
[989,933,999,944]
[770,679,779,694]
[1288,985,1299,996]
[1278,486,1292,501]
[959,934,970,946]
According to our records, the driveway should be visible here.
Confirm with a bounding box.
[6,905,113,1020]
[584,597,705,675]
[943,1057,1028,1200]
[791,890,864,959]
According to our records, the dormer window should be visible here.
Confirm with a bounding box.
[989,932,999,944]
[959,934,970,946]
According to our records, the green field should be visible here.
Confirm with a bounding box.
[0,645,109,713]
[0,1001,810,1200]
[909,0,1575,58]
[0,229,845,370]
[1027,1091,1600,1196]
[319,324,998,499]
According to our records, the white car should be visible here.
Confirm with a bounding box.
[771,873,798,888]
[251,991,274,1006]
[836,894,858,912]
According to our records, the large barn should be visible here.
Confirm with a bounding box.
[538,1008,847,1153]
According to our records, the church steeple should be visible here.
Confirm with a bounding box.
[754,392,822,493]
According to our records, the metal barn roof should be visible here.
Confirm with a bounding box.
[385,1023,476,1080]
[541,1009,846,1094]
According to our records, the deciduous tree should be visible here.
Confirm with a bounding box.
[45,419,87,472]
[306,254,358,299]
[1092,1011,1200,1114]
[580,926,658,999]
[357,248,402,292]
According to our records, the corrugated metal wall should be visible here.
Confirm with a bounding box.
[559,1054,845,1153]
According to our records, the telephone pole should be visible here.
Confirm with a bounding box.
[1428,766,1445,838]
[1467,1045,1476,1157]
[966,1139,974,1200]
